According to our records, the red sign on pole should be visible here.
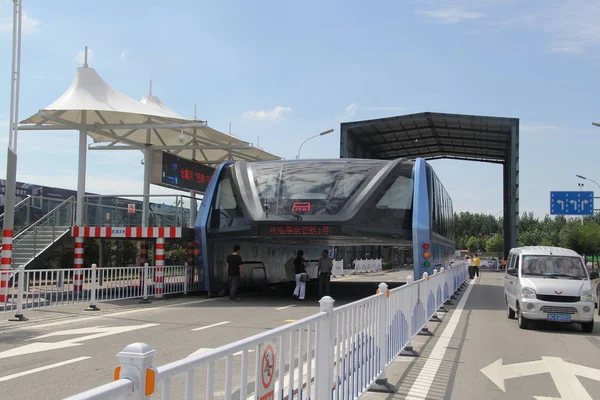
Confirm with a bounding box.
[258,341,276,400]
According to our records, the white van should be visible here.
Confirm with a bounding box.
[504,246,599,333]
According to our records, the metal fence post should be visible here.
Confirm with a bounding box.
[139,263,151,304]
[438,267,449,312]
[370,282,395,392]
[183,264,188,295]
[315,296,335,399]
[9,265,28,321]
[86,263,100,311]
[400,275,418,357]
[114,343,157,400]
[430,270,442,322]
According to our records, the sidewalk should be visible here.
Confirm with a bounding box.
[359,276,472,399]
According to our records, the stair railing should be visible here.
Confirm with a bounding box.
[12,196,76,266]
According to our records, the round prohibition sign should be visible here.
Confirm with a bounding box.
[261,345,275,389]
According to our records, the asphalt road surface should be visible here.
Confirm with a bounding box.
[0,270,410,399]
[362,271,600,400]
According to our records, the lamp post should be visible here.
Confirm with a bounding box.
[576,174,600,191]
[296,129,334,159]
[1,0,23,305]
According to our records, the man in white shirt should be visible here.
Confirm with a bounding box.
[318,249,333,298]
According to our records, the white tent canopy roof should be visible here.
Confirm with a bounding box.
[140,93,187,120]
[20,66,280,163]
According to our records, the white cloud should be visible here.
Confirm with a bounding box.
[497,1,600,54]
[74,48,93,65]
[416,8,484,23]
[0,10,40,36]
[120,49,131,59]
[242,106,292,121]
[345,103,358,117]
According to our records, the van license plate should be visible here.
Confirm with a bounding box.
[547,313,571,322]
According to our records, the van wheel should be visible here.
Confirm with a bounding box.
[581,321,594,333]
[517,304,529,329]
[507,304,516,319]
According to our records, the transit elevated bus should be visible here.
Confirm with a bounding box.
[194,157,455,292]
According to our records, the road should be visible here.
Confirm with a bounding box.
[362,271,600,400]
[0,270,411,399]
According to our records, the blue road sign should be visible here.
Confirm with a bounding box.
[550,191,594,215]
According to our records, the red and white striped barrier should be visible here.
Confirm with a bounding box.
[0,230,13,302]
[71,226,182,238]
[74,237,84,292]
[155,238,165,297]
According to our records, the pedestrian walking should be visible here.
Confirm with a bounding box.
[318,249,333,298]
[473,253,480,277]
[226,244,243,302]
[293,250,308,300]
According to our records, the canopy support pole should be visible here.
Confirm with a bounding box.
[189,191,197,228]
[142,126,152,227]
[76,111,87,226]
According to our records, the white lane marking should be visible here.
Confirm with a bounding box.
[405,279,474,400]
[0,323,159,360]
[192,321,231,331]
[275,305,297,310]
[4,298,217,332]
[188,347,255,358]
[0,356,90,383]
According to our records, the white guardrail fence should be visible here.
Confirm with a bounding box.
[1,264,202,316]
[64,262,469,400]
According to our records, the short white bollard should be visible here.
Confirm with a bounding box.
[114,342,157,399]
[85,264,100,311]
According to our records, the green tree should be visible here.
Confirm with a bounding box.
[466,236,479,252]
[486,234,503,253]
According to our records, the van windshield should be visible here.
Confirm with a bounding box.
[521,255,587,279]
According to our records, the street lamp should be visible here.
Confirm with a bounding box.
[576,174,600,191]
[592,122,600,128]
[1,1,23,308]
[296,129,334,159]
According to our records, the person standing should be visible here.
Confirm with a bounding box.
[226,244,243,302]
[473,253,480,277]
[293,250,307,300]
[318,249,333,298]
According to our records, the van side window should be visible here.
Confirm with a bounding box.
[507,254,518,276]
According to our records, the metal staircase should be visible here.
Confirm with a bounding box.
[11,196,75,268]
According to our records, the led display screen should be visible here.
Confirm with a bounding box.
[152,151,215,193]
[258,225,341,236]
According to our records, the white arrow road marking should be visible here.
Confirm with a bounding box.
[481,356,598,400]
[0,323,159,360]
[275,305,296,310]
[191,321,230,331]
[0,357,91,383]
[480,359,548,392]
[188,348,255,358]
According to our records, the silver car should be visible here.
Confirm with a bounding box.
[504,246,598,333]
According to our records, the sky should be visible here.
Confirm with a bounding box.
[1,0,600,218]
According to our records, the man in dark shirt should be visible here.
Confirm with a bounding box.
[226,244,243,301]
